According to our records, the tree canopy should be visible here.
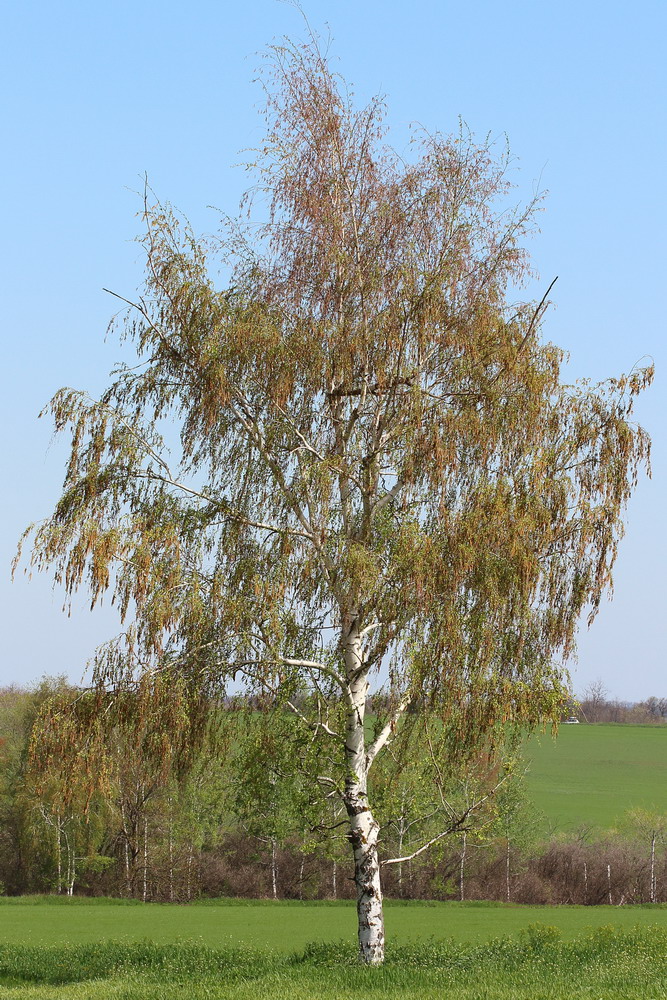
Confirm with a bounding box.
[18,35,651,963]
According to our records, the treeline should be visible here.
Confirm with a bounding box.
[1,679,666,904]
[576,682,667,724]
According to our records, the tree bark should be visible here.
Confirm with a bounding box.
[347,795,384,964]
[342,616,385,965]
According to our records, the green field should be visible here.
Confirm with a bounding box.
[523,723,667,832]
[3,896,667,948]
[1,899,667,998]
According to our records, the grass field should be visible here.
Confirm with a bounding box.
[523,723,667,832]
[1,900,667,998]
[3,896,667,948]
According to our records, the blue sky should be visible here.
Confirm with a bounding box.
[2,0,665,699]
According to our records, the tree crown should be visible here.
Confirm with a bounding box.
[18,35,652,762]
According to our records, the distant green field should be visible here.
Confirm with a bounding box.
[523,724,667,833]
[2,897,667,949]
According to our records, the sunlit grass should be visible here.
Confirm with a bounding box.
[3,896,667,950]
[0,925,666,999]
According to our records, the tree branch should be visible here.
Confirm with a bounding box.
[366,695,412,771]
[381,782,501,866]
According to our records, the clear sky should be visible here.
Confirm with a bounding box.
[2,0,665,700]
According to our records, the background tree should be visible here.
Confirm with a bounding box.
[17,33,651,962]
[579,679,610,722]
[0,678,79,894]
[620,808,667,903]
[0,685,39,894]
[488,772,543,902]
[230,709,315,899]
[640,697,667,721]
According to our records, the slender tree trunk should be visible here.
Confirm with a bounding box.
[583,861,588,903]
[271,837,278,899]
[650,833,656,903]
[120,804,132,897]
[506,838,511,902]
[168,813,174,903]
[299,853,305,900]
[460,832,467,902]
[397,810,405,897]
[342,617,384,965]
[63,826,75,896]
[143,818,148,903]
[186,844,194,902]
[55,816,62,894]
[607,862,612,905]
[124,840,131,896]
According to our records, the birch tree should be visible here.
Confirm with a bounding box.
[17,34,651,963]
[622,809,667,903]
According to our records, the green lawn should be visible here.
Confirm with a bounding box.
[523,723,667,832]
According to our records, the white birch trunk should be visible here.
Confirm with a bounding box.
[55,816,62,894]
[505,838,511,902]
[168,813,174,903]
[63,827,75,896]
[143,818,148,903]
[342,617,385,965]
[397,799,406,897]
[650,833,656,903]
[459,832,467,902]
[186,844,194,902]
[120,803,132,897]
[271,837,278,899]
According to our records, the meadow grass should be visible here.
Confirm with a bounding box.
[3,899,667,997]
[0,925,666,999]
[524,723,667,832]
